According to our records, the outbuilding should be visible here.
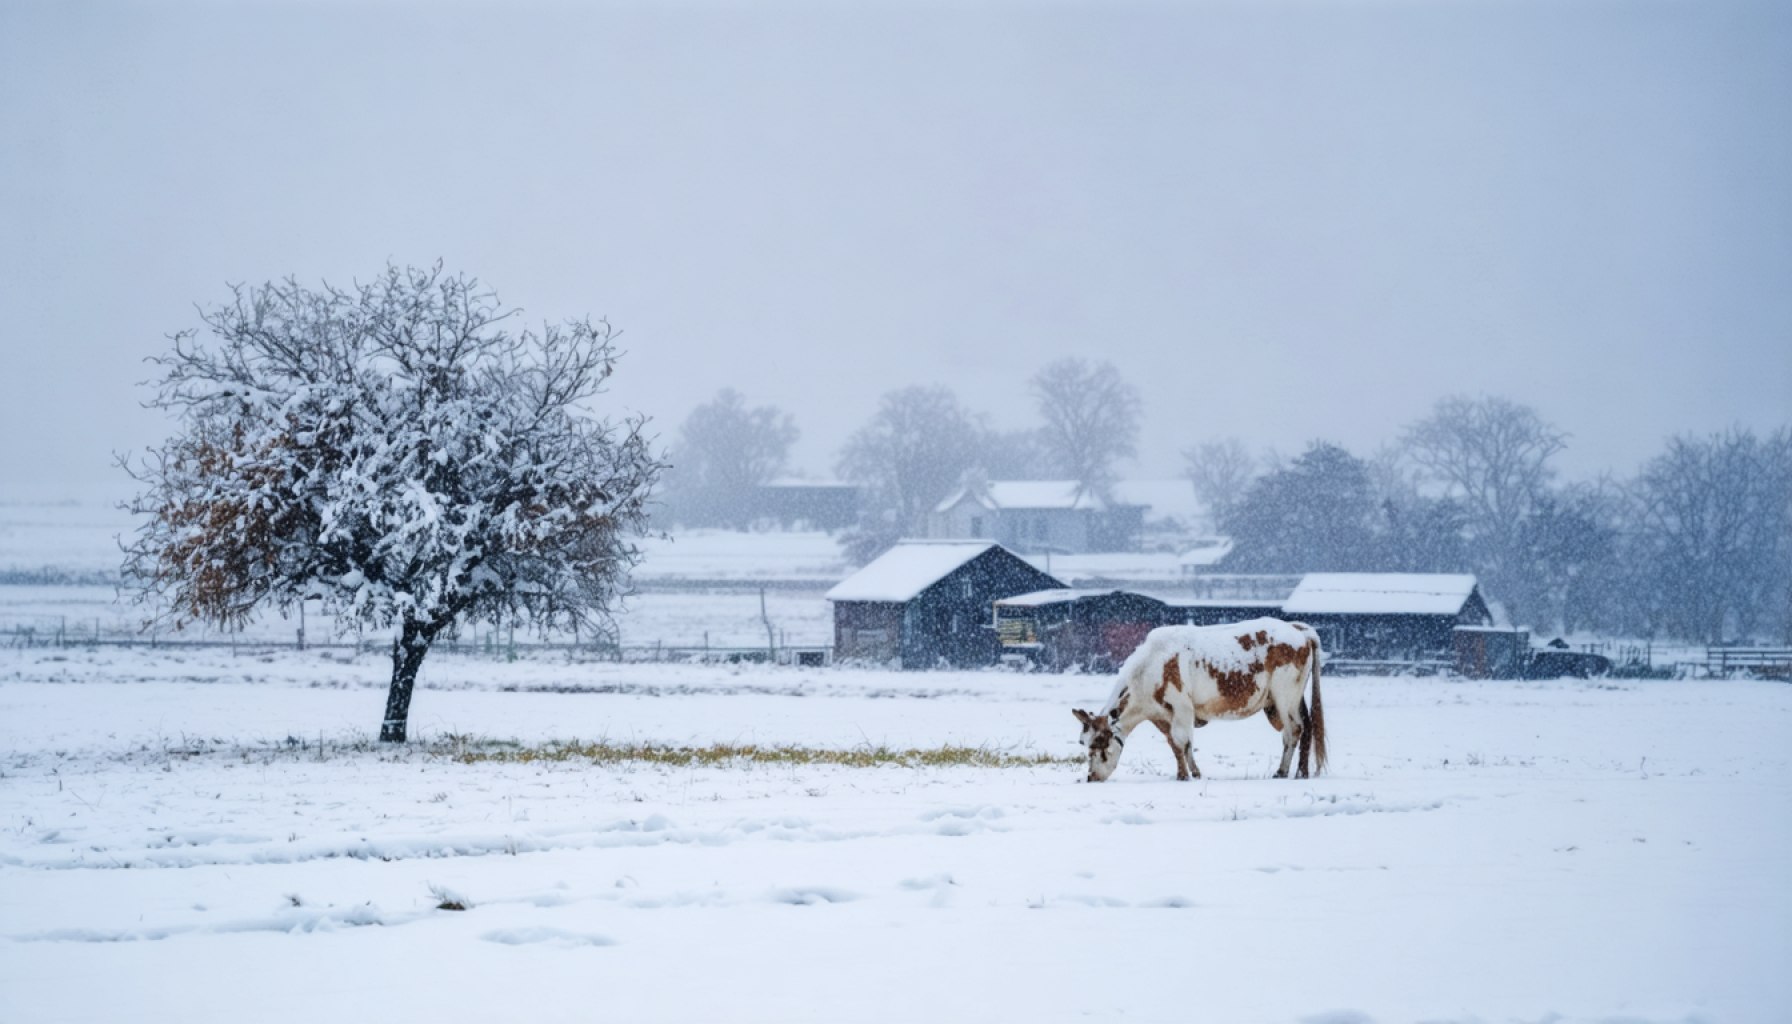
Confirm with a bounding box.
[828,541,1064,669]
[1281,573,1494,662]
[993,588,1170,671]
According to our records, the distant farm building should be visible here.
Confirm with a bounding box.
[747,479,860,531]
[1280,573,1494,662]
[996,588,1290,677]
[827,541,1063,669]
[994,589,1289,671]
[929,481,1142,554]
[993,589,1169,671]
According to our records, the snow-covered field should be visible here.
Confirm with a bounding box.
[2,647,1787,1023]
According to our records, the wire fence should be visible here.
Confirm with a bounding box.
[0,615,831,666]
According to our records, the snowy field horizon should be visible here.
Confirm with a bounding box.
[3,646,1788,1023]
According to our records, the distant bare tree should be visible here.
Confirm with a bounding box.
[835,386,985,562]
[1030,358,1139,497]
[1401,395,1568,618]
[1181,438,1256,529]
[981,426,1051,481]
[662,389,798,528]
[1629,427,1792,642]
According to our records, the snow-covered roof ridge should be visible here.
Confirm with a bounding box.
[825,540,1000,603]
[995,587,1135,608]
[1283,573,1481,617]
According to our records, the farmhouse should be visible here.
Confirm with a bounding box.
[828,541,1064,669]
[929,481,1142,554]
[1280,573,1494,661]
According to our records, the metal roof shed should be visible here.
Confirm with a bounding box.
[1281,573,1493,661]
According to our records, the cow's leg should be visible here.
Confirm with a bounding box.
[1170,717,1200,780]
[1152,720,1191,780]
[1274,704,1302,779]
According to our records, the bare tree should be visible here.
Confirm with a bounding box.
[122,264,664,741]
[1628,427,1792,642]
[980,426,1052,481]
[662,389,798,528]
[1030,358,1140,497]
[1181,437,1256,529]
[835,386,985,562]
[1401,395,1568,618]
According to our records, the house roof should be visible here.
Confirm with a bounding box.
[934,480,1105,514]
[826,541,1001,603]
[1177,537,1235,568]
[1282,573,1481,617]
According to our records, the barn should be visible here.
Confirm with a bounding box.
[1280,573,1494,662]
[828,541,1064,669]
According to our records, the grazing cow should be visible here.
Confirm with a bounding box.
[1072,617,1327,782]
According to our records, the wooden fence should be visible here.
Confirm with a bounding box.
[1706,646,1792,679]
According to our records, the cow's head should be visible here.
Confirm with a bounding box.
[1072,707,1123,782]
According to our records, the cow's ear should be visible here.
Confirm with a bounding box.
[1072,708,1093,726]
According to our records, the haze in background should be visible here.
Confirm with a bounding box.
[3,0,1788,502]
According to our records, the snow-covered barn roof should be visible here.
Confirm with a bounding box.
[826,541,1000,603]
[1282,573,1481,617]
[934,481,1105,514]
[994,587,1155,608]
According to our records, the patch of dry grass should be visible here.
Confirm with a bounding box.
[438,737,1074,770]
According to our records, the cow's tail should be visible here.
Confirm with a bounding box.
[1297,626,1328,778]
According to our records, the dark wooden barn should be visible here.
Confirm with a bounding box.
[1280,573,1493,662]
[828,542,1064,669]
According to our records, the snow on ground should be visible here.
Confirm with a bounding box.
[2,647,1787,1023]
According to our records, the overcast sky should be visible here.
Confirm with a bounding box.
[3,0,1788,502]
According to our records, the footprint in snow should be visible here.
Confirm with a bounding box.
[770,886,859,906]
[481,927,614,949]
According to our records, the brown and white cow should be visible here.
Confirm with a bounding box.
[1072,617,1327,782]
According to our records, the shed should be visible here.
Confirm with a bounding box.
[1453,626,1531,679]
[1282,573,1493,660]
[993,589,1171,671]
[828,541,1064,669]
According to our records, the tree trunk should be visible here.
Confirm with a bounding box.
[380,617,434,743]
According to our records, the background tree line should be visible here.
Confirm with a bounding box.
[661,372,1789,645]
